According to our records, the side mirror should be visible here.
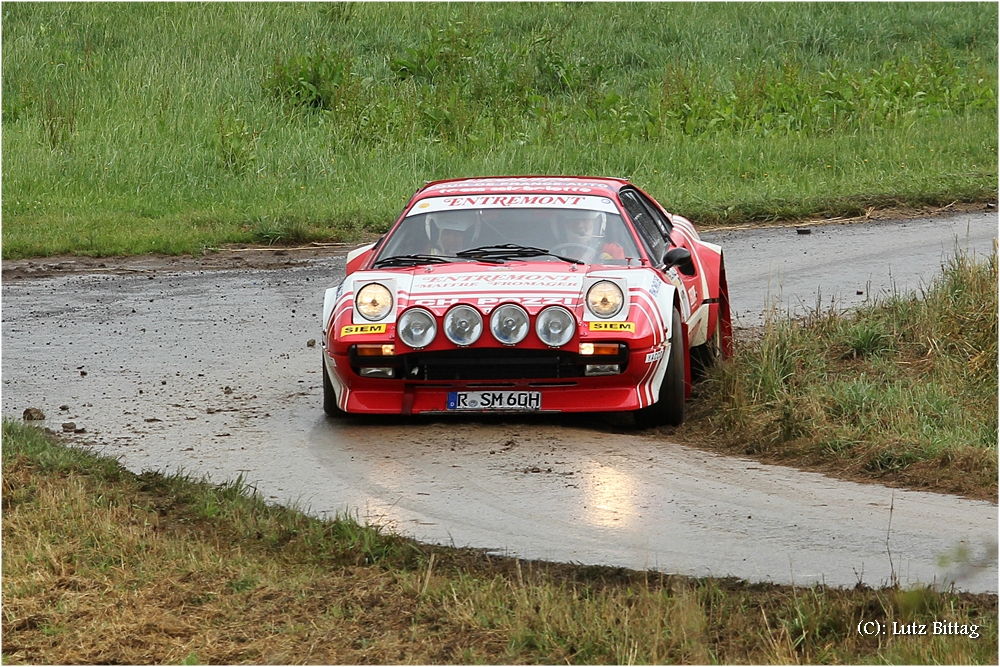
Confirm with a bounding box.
[663,247,696,276]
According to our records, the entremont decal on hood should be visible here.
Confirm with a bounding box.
[410,271,585,294]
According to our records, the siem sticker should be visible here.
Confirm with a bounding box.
[589,321,636,332]
[341,324,387,336]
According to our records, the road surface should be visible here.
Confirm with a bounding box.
[3,211,996,591]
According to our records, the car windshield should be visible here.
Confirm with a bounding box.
[376,200,644,265]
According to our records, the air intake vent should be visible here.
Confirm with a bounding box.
[405,349,589,381]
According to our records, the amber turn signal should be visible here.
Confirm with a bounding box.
[356,344,395,356]
[579,343,619,356]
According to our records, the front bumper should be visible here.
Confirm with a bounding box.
[325,344,661,414]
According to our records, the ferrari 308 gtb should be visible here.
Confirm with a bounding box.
[322,176,731,426]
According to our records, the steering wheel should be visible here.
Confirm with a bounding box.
[550,242,596,263]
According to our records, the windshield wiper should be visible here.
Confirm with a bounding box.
[371,254,455,268]
[371,253,506,268]
[455,244,584,265]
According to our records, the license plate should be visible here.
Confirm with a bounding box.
[447,390,541,411]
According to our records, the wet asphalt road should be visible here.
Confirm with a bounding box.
[2,211,997,592]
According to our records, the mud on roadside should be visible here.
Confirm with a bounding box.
[0,243,360,282]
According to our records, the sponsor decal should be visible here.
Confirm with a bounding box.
[649,276,662,297]
[413,273,582,292]
[406,194,619,216]
[645,348,664,363]
[445,195,587,207]
[484,296,575,307]
[664,270,689,310]
[410,295,577,309]
[589,321,636,332]
[412,297,459,307]
[340,323,387,336]
[688,285,698,304]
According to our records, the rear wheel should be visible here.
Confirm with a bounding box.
[691,279,731,380]
[322,357,347,418]
[690,307,722,380]
[634,308,685,427]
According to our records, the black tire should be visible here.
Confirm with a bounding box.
[634,308,685,427]
[322,357,348,418]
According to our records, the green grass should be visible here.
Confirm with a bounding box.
[688,249,998,499]
[3,420,996,664]
[2,2,996,258]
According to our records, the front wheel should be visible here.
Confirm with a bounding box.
[322,357,347,418]
[634,308,685,428]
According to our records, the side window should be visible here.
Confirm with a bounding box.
[635,191,673,239]
[619,189,666,260]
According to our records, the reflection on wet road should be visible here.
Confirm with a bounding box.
[581,461,640,529]
[302,415,996,591]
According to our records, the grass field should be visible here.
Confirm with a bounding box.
[3,420,996,665]
[3,2,997,258]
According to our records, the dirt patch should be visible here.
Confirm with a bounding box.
[702,200,995,231]
[0,241,371,282]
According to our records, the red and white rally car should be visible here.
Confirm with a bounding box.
[322,176,731,426]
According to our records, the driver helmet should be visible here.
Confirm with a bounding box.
[426,212,475,240]
[560,209,607,244]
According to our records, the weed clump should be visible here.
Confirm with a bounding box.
[698,250,998,498]
[266,50,355,113]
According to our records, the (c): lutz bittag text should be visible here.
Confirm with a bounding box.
[857,620,981,639]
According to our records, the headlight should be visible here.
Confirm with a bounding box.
[398,308,436,348]
[535,306,576,347]
[444,305,483,346]
[490,304,530,345]
[356,283,393,321]
[586,280,624,319]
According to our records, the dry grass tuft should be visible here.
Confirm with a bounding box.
[682,250,998,501]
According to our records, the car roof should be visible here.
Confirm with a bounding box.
[415,176,628,200]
